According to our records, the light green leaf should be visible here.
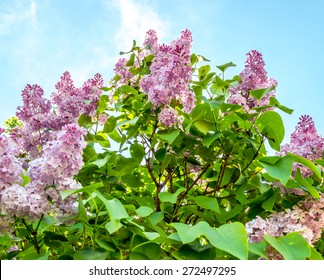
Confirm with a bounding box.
[158,187,185,204]
[259,156,293,185]
[95,190,129,220]
[156,129,179,143]
[249,86,275,100]
[61,182,104,200]
[248,241,268,259]
[293,168,320,198]
[88,154,109,168]
[309,246,323,260]
[288,152,322,179]
[171,221,248,260]
[216,62,236,73]
[130,143,145,161]
[194,196,220,213]
[255,111,285,151]
[136,206,154,217]
[264,232,311,260]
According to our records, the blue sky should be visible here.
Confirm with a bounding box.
[1,0,324,143]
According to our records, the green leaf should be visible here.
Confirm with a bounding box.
[97,94,109,114]
[269,97,294,114]
[88,154,110,168]
[194,196,220,213]
[259,156,293,185]
[202,132,221,148]
[136,206,154,217]
[156,129,179,143]
[288,152,322,179]
[171,221,248,260]
[117,116,139,128]
[248,241,268,259]
[261,187,280,211]
[193,119,215,135]
[95,190,129,220]
[309,246,323,260]
[130,143,145,161]
[61,182,104,200]
[130,242,161,260]
[255,111,285,151]
[249,86,276,100]
[78,113,92,128]
[293,168,320,198]
[155,148,166,161]
[264,233,311,260]
[216,62,236,72]
[74,248,108,260]
[158,187,185,204]
[103,116,117,133]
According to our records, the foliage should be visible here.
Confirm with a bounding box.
[0,29,323,260]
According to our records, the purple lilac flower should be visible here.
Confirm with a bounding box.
[28,123,87,185]
[51,71,104,127]
[143,29,159,55]
[114,58,134,85]
[228,50,277,112]
[246,193,324,259]
[158,107,180,127]
[279,115,324,177]
[140,29,196,122]
[16,84,52,130]
[0,133,23,188]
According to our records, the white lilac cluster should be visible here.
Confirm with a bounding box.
[228,50,277,112]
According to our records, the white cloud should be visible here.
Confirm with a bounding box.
[0,0,37,35]
[112,0,169,51]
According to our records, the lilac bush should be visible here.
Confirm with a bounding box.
[0,29,323,260]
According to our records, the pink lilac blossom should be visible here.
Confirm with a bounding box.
[0,124,86,232]
[0,133,23,188]
[28,123,87,185]
[143,29,159,55]
[158,107,181,127]
[10,72,103,158]
[279,115,324,177]
[114,58,134,85]
[140,29,195,124]
[51,71,104,127]
[246,193,324,258]
[228,50,277,112]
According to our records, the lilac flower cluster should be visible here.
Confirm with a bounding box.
[10,72,103,158]
[228,50,278,112]
[0,132,23,189]
[1,72,100,232]
[114,58,134,85]
[112,29,195,127]
[246,193,324,258]
[52,71,104,126]
[279,115,324,177]
[140,29,195,126]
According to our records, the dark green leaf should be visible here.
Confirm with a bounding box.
[74,248,108,260]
